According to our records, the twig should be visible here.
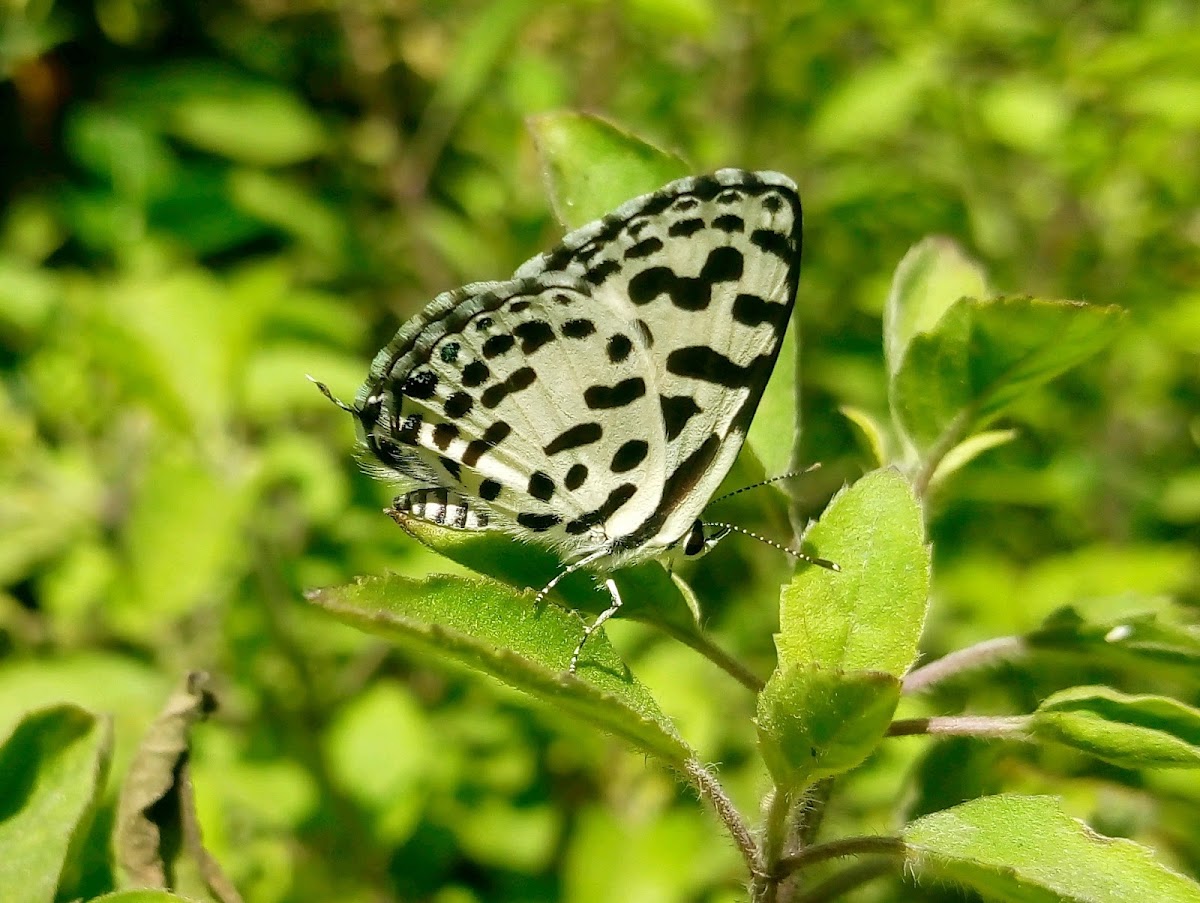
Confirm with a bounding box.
[902,636,1027,694]
[790,859,899,903]
[775,835,907,879]
[683,758,762,879]
[753,786,794,902]
[888,715,1031,738]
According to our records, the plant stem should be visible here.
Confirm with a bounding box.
[683,758,762,879]
[902,636,1027,694]
[752,785,794,902]
[662,622,765,691]
[888,714,1031,738]
[790,859,899,903]
[775,835,907,879]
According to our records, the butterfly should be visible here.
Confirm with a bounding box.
[317,169,830,671]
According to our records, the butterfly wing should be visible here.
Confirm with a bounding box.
[354,274,669,558]
[516,169,802,551]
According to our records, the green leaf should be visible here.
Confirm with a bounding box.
[1033,686,1200,769]
[757,666,900,790]
[90,892,204,902]
[0,705,112,903]
[884,236,990,379]
[777,468,929,676]
[905,795,1200,903]
[528,112,690,229]
[308,574,691,766]
[893,296,1124,450]
[747,324,798,478]
[167,84,326,166]
[839,405,889,468]
[1029,607,1200,670]
[927,428,1019,490]
[387,507,701,635]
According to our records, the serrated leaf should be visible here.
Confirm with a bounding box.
[308,574,691,766]
[388,509,700,635]
[0,705,112,903]
[884,236,990,378]
[757,666,900,790]
[905,795,1200,903]
[777,468,929,676]
[893,296,1124,450]
[1033,686,1200,769]
[528,112,690,229]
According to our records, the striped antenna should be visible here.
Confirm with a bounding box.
[308,374,356,414]
[709,463,822,505]
[702,521,840,572]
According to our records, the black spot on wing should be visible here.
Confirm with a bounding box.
[565,463,588,490]
[439,342,460,363]
[712,214,745,233]
[732,293,789,328]
[611,439,649,473]
[397,413,422,445]
[667,218,704,237]
[439,455,461,480]
[514,320,554,354]
[545,422,602,455]
[462,360,490,387]
[480,479,502,501]
[762,193,784,212]
[401,370,437,399]
[481,366,536,409]
[750,228,793,261]
[444,392,473,419]
[564,484,638,535]
[606,334,633,363]
[625,237,664,259]
[509,299,531,313]
[700,245,744,282]
[661,395,702,441]
[528,471,555,502]
[482,333,515,358]
[628,246,744,311]
[667,346,770,388]
[562,319,596,339]
[517,512,561,532]
[585,377,646,409]
[462,421,512,466]
[475,316,493,332]
[586,259,621,285]
[432,422,458,450]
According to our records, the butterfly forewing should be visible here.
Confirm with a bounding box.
[356,169,801,567]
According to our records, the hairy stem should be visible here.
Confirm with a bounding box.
[790,859,899,903]
[683,758,762,878]
[888,714,1031,738]
[752,786,794,902]
[775,835,907,879]
[903,636,1027,694]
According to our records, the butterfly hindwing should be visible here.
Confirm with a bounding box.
[356,169,801,566]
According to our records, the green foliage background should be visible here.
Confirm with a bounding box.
[1,1,1198,901]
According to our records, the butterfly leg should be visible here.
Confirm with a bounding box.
[534,547,609,607]
[568,578,623,674]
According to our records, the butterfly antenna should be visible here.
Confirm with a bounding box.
[308,374,357,414]
[710,463,823,505]
[703,521,840,572]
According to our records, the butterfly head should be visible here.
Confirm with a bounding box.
[681,519,732,559]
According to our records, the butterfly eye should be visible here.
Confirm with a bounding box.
[683,521,708,557]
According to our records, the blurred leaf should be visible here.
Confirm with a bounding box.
[893,297,1124,451]
[309,574,691,766]
[809,53,936,151]
[927,428,1019,490]
[115,673,240,903]
[91,892,204,902]
[980,78,1072,153]
[839,405,889,468]
[0,705,112,903]
[757,666,900,790]
[167,85,326,166]
[622,0,718,39]
[777,468,929,676]
[1033,686,1200,769]
[323,680,432,844]
[905,795,1200,903]
[883,236,990,379]
[528,112,690,228]
[64,106,177,201]
[227,169,345,264]
[1029,607,1200,670]
[748,323,798,478]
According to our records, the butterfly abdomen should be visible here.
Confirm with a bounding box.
[391,487,490,530]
